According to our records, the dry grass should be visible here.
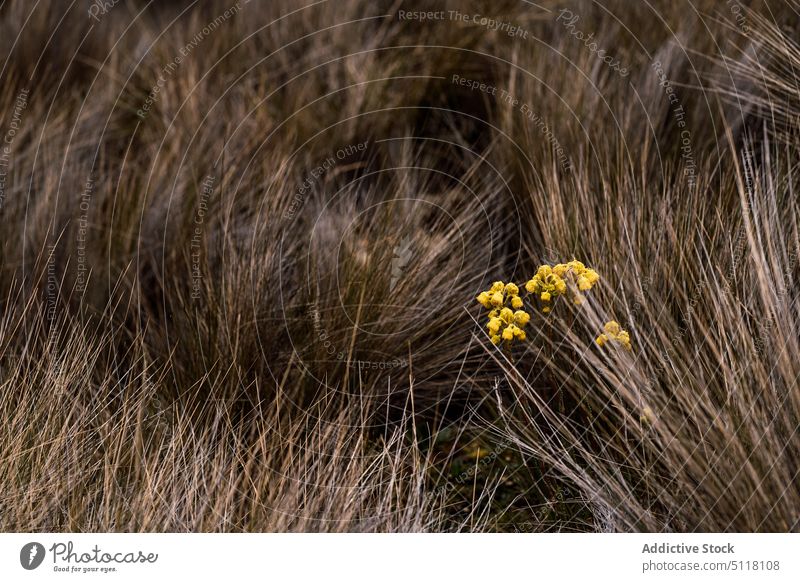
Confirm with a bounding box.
[0,0,798,532]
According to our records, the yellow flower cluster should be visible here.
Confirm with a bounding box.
[595,320,631,350]
[476,260,599,345]
[524,260,600,313]
[477,281,524,310]
[477,282,531,345]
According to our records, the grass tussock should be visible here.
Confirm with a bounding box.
[0,0,799,532]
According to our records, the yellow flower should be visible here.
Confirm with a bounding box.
[513,310,530,326]
[524,260,598,315]
[596,321,632,351]
[567,260,585,273]
[475,260,601,343]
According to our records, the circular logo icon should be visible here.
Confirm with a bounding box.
[20,542,46,570]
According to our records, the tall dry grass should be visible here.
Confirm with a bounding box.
[0,0,798,531]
